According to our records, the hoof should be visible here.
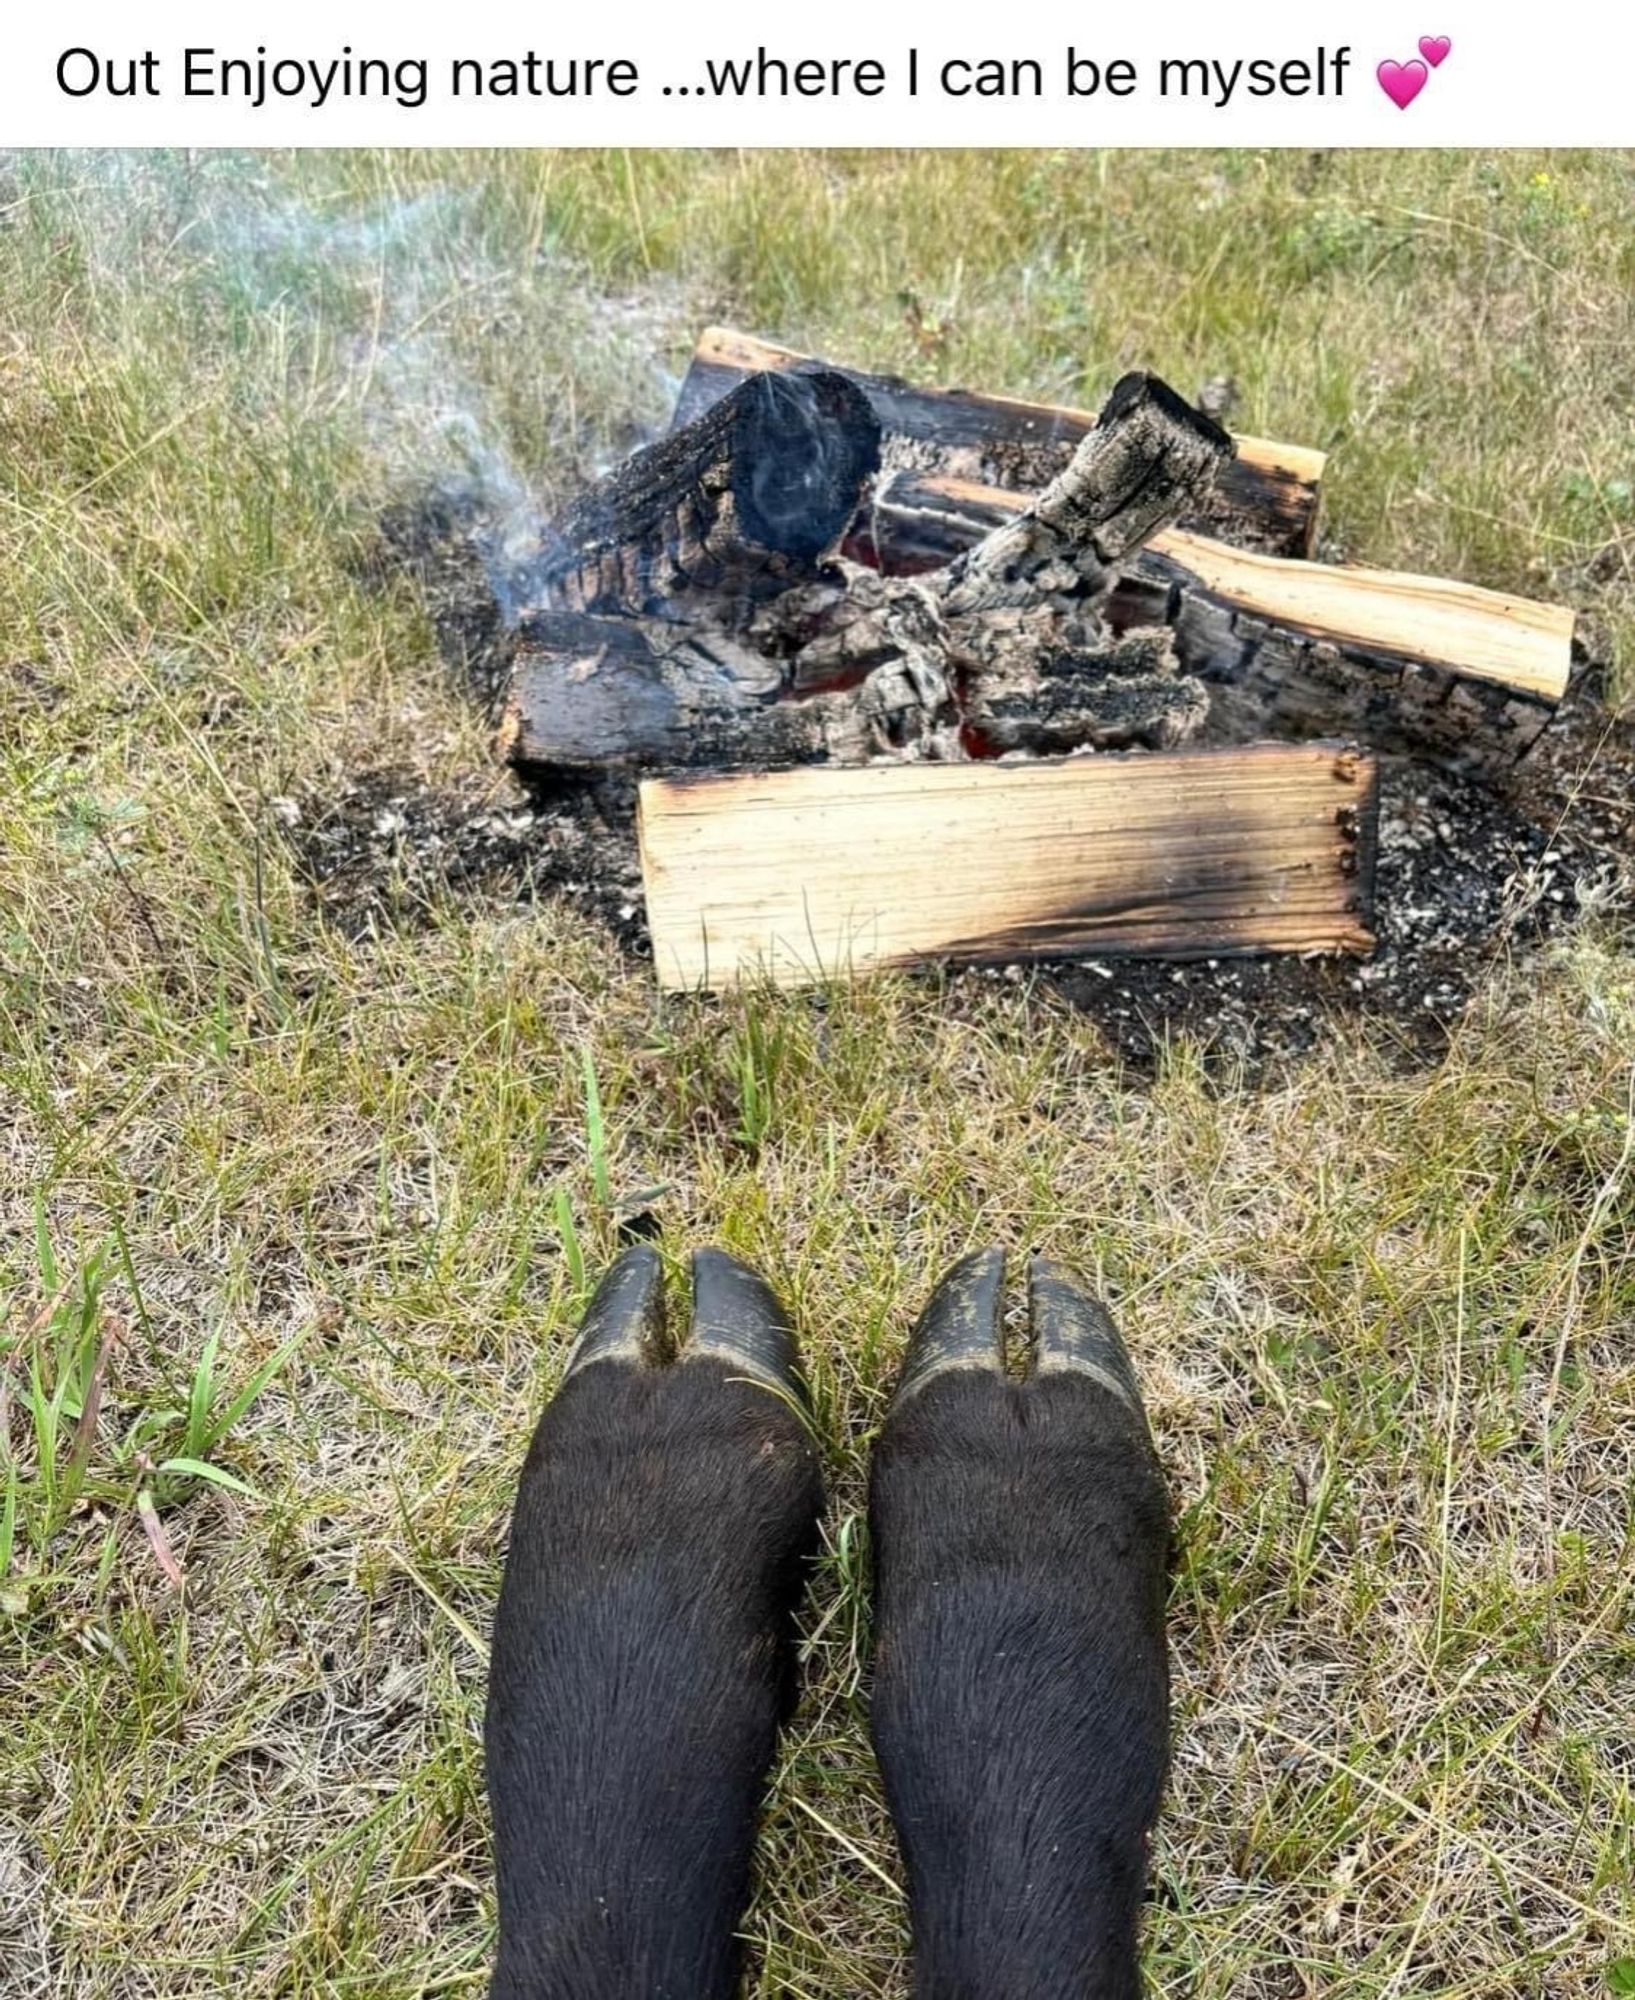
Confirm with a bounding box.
[561,1244,668,1378]
[1028,1255,1145,1417]
[684,1247,805,1395]
[891,1248,1146,1417]
[891,1247,1007,1405]
[561,1244,807,1400]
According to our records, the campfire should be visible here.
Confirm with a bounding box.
[479,327,1575,991]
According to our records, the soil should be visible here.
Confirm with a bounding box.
[318,492,1633,1074]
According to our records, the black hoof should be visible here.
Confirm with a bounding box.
[891,1248,1146,1416]
[491,1244,824,2000]
[560,1243,668,1378]
[1028,1254,1146,1417]
[561,1244,806,1400]
[891,1247,1007,1404]
[684,1248,803,1394]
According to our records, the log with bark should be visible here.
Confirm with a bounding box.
[638,742,1379,991]
[501,369,1234,774]
[672,325,1327,558]
[844,470,1574,770]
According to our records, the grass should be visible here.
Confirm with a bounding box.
[2,147,1634,1996]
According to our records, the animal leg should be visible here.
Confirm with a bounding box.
[869,1250,1171,2000]
[486,1245,825,1999]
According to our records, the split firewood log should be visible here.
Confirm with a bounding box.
[638,743,1380,991]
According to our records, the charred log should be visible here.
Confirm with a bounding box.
[499,608,959,772]
[848,470,1572,773]
[504,372,1232,776]
[539,368,881,623]
[672,325,1325,557]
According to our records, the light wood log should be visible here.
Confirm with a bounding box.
[1149,526,1572,700]
[638,742,1378,991]
[673,325,1326,557]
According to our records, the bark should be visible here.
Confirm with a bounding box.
[538,368,881,624]
[673,325,1324,557]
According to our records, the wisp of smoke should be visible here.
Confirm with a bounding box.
[4,149,688,622]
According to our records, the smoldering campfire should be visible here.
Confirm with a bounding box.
[352,324,1625,1055]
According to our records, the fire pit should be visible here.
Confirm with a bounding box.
[468,328,1574,992]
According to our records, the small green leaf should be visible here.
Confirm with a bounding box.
[33,1191,57,1294]
[185,1328,221,1456]
[0,1458,17,1578]
[206,1328,304,1448]
[1606,1959,1635,1995]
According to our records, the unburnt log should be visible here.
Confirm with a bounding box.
[848,469,1573,771]
[673,324,1326,556]
[638,743,1380,992]
[538,368,881,623]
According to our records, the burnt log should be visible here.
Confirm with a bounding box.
[940,370,1233,600]
[497,608,960,772]
[759,373,1230,756]
[504,373,1232,775]
[539,368,881,623]
[673,325,1325,557]
[848,470,1573,772]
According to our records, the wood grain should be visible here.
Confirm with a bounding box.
[639,744,1377,991]
[854,471,1573,701]
[1153,525,1573,699]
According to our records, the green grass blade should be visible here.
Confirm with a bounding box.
[581,1048,610,1209]
[157,1457,260,1499]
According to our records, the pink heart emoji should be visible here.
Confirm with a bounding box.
[1377,58,1428,109]
[1419,35,1452,66]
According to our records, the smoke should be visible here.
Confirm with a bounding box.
[2,149,690,621]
